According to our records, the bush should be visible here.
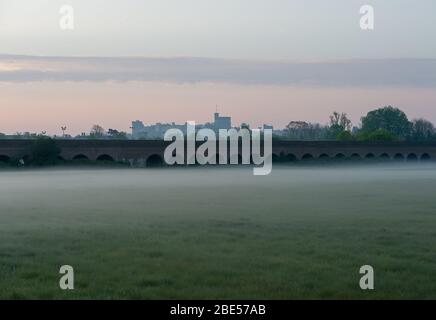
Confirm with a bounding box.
[361,106,412,139]
[356,129,397,142]
[31,137,61,166]
[336,131,354,141]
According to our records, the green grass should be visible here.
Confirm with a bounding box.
[0,165,436,299]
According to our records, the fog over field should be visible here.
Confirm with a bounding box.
[1,165,436,299]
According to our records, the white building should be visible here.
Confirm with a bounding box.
[214,112,231,131]
[131,112,233,139]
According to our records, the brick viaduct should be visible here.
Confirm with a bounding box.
[0,139,435,166]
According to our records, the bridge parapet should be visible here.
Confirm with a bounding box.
[0,139,435,165]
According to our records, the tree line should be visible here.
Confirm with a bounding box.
[284,106,436,142]
[1,105,435,142]
[0,125,128,140]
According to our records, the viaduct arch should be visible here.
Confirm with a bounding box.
[0,140,435,166]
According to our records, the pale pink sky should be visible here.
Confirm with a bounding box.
[1,81,436,136]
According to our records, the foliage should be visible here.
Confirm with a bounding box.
[328,125,345,139]
[410,118,435,141]
[285,121,329,140]
[336,130,354,141]
[328,111,352,139]
[107,129,128,140]
[356,129,397,142]
[31,137,61,166]
[90,125,105,138]
[329,111,352,131]
[361,106,412,139]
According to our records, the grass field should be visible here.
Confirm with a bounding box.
[1,164,436,299]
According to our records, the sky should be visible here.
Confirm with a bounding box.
[1,0,436,59]
[0,0,435,135]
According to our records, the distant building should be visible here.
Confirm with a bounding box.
[131,112,233,139]
[214,112,231,131]
[131,120,187,139]
[131,120,146,138]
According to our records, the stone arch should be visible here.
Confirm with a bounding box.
[96,154,115,162]
[319,153,330,159]
[407,153,418,161]
[0,155,10,163]
[350,153,361,160]
[272,153,280,163]
[394,153,405,161]
[335,153,346,159]
[73,154,89,161]
[421,153,431,161]
[365,153,375,159]
[285,154,297,162]
[380,153,391,160]
[302,153,314,160]
[146,154,164,167]
[57,155,65,161]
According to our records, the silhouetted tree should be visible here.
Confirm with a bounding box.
[107,128,128,140]
[328,111,352,139]
[336,131,354,141]
[31,137,61,165]
[411,119,435,141]
[361,106,412,139]
[90,125,105,138]
[356,129,397,142]
[285,121,329,140]
[330,111,352,130]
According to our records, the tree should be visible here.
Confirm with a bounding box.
[329,111,352,131]
[286,121,309,139]
[328,111,352,139]
[336,131,354,141]
[411,118,435,141]
[285,121,329,140]
[361,106,412,139]
[61,126,67,137]
[356,129,397,142]
[107,128,128,140]
[31,137,61,165]
[90,125,105,138]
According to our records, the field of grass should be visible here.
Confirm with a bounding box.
[1,164,436,299]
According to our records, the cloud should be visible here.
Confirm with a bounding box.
[0,55,435,87]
